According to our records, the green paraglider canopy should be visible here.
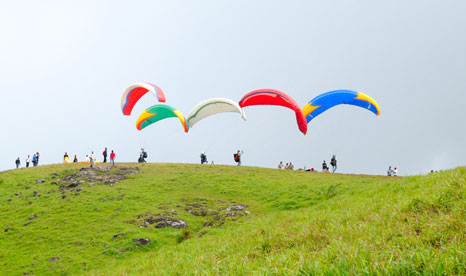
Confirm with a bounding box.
[136,104,189,132]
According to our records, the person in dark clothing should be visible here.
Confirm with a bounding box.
[387,166,393,176]
[322,160,329,172]
[138,147,147,163]
[103,148,108,163]
[330,155,337,173]
[138,153,147,163]
[35,152,40,166]
[200,152,207,164]
[15,157,21,169]
[73,155,78,162]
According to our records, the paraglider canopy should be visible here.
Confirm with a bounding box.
[121,82,166,116]
[239,89,307,135]
[302,90,380,123]
[136,104,189,132]
[187,98,247,128]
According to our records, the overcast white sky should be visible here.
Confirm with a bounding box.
[1,0,465,175]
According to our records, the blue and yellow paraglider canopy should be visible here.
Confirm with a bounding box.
[302,90,380,123]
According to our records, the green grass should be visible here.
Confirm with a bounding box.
[0,163,465,275]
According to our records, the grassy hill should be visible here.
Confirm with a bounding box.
[0,163,465,275]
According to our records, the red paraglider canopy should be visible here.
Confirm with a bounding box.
[121,82,166,116]
[239,89,307,134]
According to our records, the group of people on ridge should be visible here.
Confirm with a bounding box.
[13,149,398,176]
[198,150,243,166]
[199,152,215,165]
[15,152,40,169]
[13,148,117,169]
[322,155,338,173]
[278,161,294,170]
[279,155,337,173]
[63,148,116,167]
[101,148,116,166]
[387,166,398,176]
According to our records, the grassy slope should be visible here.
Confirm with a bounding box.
[0,164,465,275]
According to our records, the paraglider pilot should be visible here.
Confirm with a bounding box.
[200,152,207,164]
[234,150,244,166]
[138,147,147,163]
[330,155,337,173]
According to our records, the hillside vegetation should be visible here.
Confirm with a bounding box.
[0,163,465,275]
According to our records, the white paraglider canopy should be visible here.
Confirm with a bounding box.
[187,98,247,128]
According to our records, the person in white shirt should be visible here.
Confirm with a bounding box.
[278,161,284,169]
[26,155,31,168]
[393,167,398,176]
[89,152,96,167]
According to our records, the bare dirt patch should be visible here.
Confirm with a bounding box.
[56,166,139,196]
[132,198,251,230]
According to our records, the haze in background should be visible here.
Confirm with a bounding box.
[1,0,465,175]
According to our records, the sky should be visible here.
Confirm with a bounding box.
[0,0,465,175]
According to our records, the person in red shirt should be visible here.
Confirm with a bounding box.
[110,150,116,167]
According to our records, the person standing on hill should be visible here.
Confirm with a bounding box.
[200,152,207,164]
[387,166,393,176]
[64,152,69,161]
[103,148,108,163]
[32,153,37,167]
[234,150,243,166]
[289,162,294,170]
[89,151,96,168]
[73,155,78,162]
[278,161,284,169]
[139,147,147,163]
[26,155,30,168]
[393,167,398,176]
[36,152,40,166]
[110,150,116,167]
[15,157,21,169]
[330,155,337,173]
